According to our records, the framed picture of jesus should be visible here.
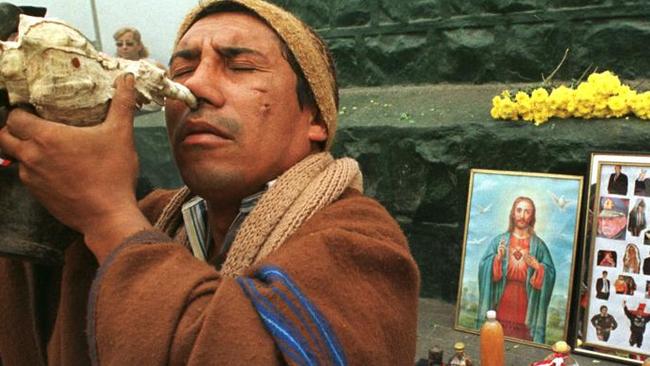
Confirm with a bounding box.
[455,169,583,348]
[574,152,650,364]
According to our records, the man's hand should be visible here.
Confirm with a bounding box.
[496,239,506,260]
[0,74,153,263]
[524,253,541,270]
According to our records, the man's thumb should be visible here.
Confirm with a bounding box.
[106,73,137,128]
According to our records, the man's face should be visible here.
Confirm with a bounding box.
[513,200,534,230]
[601,307,608,316]
[598,216,626,238]
[166,12,325,202]
[615,165,621,174]
[115,32,142,60]
[603,272,608,279]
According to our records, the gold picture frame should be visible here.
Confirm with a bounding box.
[455,169,583,348]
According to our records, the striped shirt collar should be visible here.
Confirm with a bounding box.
[181,180,275,262]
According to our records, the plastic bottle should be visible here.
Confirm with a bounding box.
[480,310,505,366]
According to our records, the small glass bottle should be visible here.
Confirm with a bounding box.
[480,310,504,366]
[427,345,443,366]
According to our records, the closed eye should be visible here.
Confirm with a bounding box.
[228,63,257,72]
[170,67,195,80]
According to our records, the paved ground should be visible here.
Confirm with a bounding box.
[416,298,626,365]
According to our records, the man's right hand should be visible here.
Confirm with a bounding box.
[0,73,153,263]
[496,239,506,260]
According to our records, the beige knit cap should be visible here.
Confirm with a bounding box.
[175,0,338,149]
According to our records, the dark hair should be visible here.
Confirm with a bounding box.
[194,3,338,113]
[600,305,608,312]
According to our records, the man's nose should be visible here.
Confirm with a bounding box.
[183,58,226,107]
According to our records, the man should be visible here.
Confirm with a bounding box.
[477,196,556,343]
[643,252,650,275]
[595,270,610,300]
[597,197,628,240]
[628,199,647,237]
[590,305,617,341]
[0,0,420,364]
[623,301,650,347]
[607,164,628,195]
[636,170,650,197]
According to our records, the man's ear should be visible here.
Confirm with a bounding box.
[308,119,327,143]
[306,107,327,143]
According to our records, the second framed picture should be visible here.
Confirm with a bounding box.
[455,169,583,348]
[575,152,650,364]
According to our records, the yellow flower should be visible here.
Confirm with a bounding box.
[554,109,572,119]
[492,95,502,107]
[587,71,622,97]
[574,83,596,117]
[490,106,500,119]
[499,98,519,120]
[607,95,628,117]
[533,109,551,125]
[515,91,530,104]
[490,70,647,123]
[548,85,573,117]
[531,88,549,103]
[631,92,650,119]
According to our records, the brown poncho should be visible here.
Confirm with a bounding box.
[0,186,419,365]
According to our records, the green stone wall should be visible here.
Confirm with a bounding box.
[271,0,650,86]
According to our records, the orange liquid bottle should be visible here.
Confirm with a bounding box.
[480,310,505,366]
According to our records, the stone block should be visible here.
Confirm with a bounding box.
[307,1,650,85]
[271,0,332,29]
[134,126,182,190]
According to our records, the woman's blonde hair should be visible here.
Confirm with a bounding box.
[113,26,149,59]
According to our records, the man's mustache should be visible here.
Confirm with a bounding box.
[174,109,242,144]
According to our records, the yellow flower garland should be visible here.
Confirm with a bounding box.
[491,71,650,125]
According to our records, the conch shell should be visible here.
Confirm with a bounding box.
[0,15,196,126]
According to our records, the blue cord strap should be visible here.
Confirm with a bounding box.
[237,265,347,366]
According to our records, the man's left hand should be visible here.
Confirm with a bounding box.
[524,254,541,270]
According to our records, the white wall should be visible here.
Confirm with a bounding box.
[22,0,196,66]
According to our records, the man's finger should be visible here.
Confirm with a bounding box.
[0,125,24,159]
[5,108,46,141]
[106,73,137,129]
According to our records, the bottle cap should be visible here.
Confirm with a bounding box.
[487,310,496,320]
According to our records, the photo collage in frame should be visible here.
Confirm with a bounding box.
[577,152,650,363]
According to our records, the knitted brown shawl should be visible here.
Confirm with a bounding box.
[153,152,362,277]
